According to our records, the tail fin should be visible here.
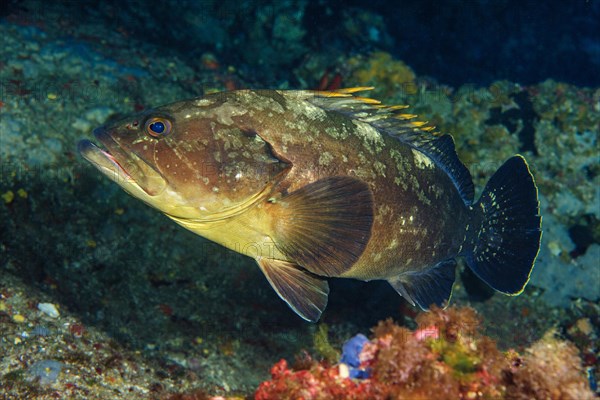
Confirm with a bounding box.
[466,155,541,295]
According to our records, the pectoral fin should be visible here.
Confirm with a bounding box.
[257,257,330,322]
[271,176,374,277]
[388,259,457,310]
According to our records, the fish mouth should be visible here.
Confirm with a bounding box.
[78,128,167,196]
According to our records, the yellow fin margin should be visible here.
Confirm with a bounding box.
[312,87,437,134]
[335,87,375,94]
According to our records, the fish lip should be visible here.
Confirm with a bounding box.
[78,127,167,196]
[78,137,132,181]
[92,127,128,167]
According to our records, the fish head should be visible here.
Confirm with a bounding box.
[78,98,289,221]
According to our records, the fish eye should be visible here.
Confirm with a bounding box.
[145,117,172,138]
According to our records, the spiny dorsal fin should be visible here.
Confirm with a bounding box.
[271,176,374,277]
[408,134,475,205]
[308,88,475,205]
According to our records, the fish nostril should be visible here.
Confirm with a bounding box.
[92,126,108,139]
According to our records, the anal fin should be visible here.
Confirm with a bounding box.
[257,257,329,322]
[388,259,457,310]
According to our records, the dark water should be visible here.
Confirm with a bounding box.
[350,0,600,87]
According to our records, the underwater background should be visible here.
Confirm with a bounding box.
[0,0,598,398]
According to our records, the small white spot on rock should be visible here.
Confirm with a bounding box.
[338,363,350,379]
[38,303,60,318]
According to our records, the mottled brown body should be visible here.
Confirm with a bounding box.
[217,90,471,280]
[80,88,541,322]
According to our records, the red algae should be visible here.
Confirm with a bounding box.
[255,306,595,400]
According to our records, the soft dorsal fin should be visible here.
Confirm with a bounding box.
[307,88,475,205]
[271,176,374,277]
[257,257,329,322]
